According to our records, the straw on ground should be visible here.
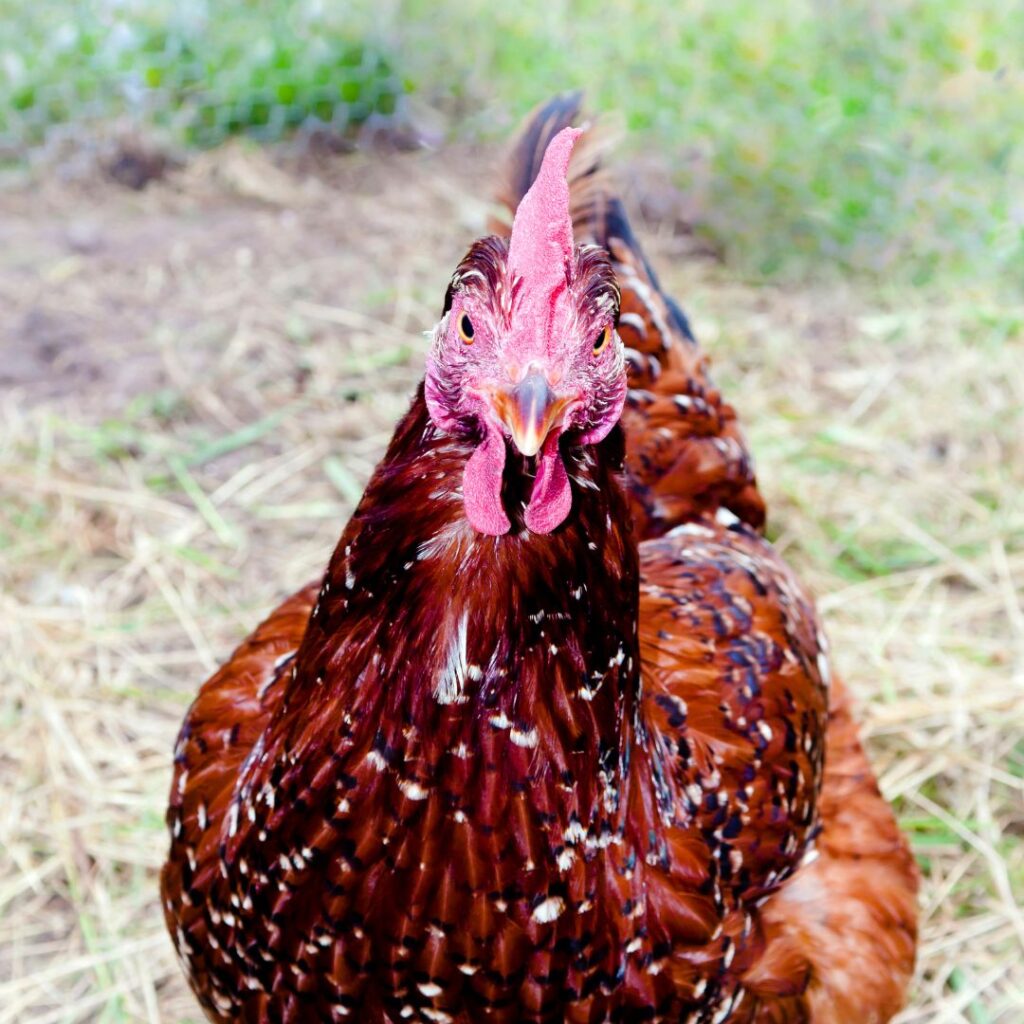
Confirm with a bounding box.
[0,144,1021,1023]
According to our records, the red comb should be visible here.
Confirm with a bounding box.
[507,126,582,302]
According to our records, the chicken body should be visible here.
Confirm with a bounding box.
[162,98,918,1022]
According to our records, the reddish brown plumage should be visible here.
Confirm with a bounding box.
[162,96,918,1022]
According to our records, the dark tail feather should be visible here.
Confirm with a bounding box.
[601,194,696,342]
[494,92,586,216]
[490,92,612,246]
[492,93,695,343]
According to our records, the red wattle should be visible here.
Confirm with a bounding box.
[463,427,511,535]
[525,432,572,534]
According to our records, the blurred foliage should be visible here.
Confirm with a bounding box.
[1,0,1022,292]
[0,1,405,152]
[397,0,1024,291]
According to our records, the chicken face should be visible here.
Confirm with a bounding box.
[424,127,627,536]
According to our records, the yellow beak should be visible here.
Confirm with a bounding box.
[491,373,572,457]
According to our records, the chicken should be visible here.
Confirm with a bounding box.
[162,95,918,1023]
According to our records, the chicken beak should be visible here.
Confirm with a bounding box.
[492,373,568,458]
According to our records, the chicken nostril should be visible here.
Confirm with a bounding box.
[512,373,554,411]
[506,363,556,388]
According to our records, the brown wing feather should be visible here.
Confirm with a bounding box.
[637,519,828,904]
[635,517,917,1021]
[160,582,318,1020]
[611,232,766,538]
[744,678,919,1023]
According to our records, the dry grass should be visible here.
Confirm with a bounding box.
[0,143,1021,1023]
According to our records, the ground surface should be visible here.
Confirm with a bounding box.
[1,143,1021,1023]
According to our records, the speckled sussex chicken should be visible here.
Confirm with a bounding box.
[162,96,918,1022]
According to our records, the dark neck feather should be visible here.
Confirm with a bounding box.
[256,386,640,844]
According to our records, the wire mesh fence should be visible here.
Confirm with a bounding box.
[0,1,408,167]
[1,1,1019,290]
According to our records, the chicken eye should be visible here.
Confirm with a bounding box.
[458,314,475,344]
[593,324,611,357]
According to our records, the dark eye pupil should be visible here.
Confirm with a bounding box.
[460,315,474,339]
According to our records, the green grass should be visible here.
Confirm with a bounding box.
[2,1,1020,293]
[0,1,405,150]
[398,0,1024,291]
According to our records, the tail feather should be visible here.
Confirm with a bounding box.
[600,194,696,343]
[490,92,615,248]
[493,92,587,219]
[493,94,693,341]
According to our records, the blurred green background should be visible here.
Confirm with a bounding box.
[1,0,1021,293]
